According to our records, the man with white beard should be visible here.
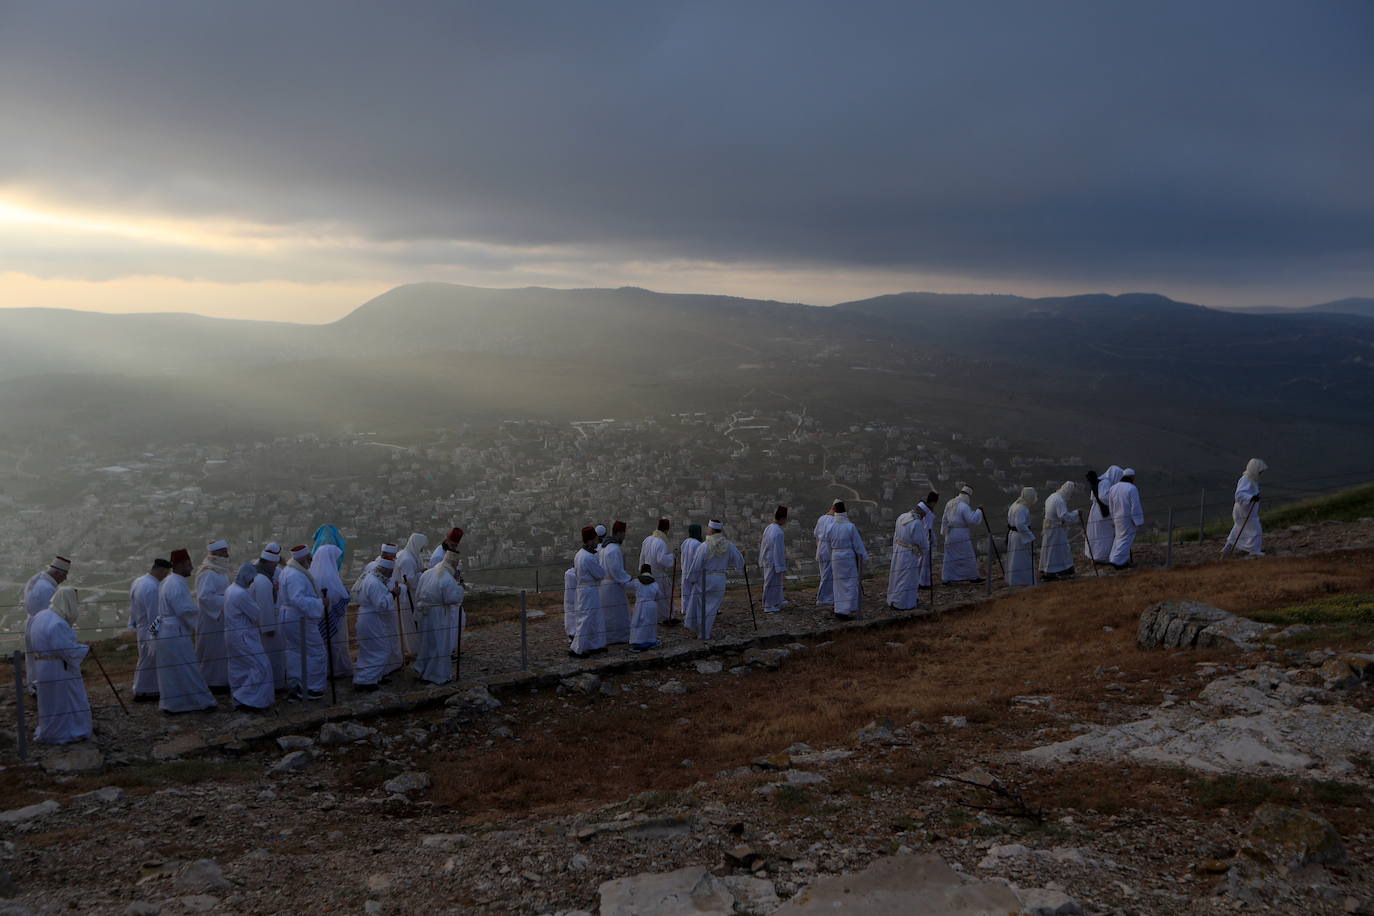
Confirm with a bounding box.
[415,548,465,684]
[1223,459,1267,557]
[224,563,274,712]
[280,545,327,700]
[394,533,428,657]
[24,556,70,690]
[194,539,232,692]
[353,557,398,690]
[813,502,840,606]
[156,548,217,714]
[825,502,869,619]
[758,506,788,614]
[695,520,745,639]
[940,485,985,584]
[310,542,352,680]
[129,558,171,701]
[1107,469,1145,569]
[1004,488,1038,587]
[886,502,929,611]
[570,526,607,658]
[638,519,676,621]
[1084,466,1123,564]
[678,523,704,626]
[30,587,91,744]
[599,521,633,644]
[249,546,285,693]
[1040,481,1080,580]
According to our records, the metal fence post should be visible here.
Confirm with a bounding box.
[297,616,308,696]
[1166,507,1174,569]
[12,652,28,763]
[519,590,529,671]
[1198,489,1206,544]
[534,570,540,595]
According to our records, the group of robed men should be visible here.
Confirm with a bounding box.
[22,458,1267,745]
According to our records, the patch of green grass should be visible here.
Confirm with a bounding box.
[1172,482,1374,543]
[1247,592,1374,626]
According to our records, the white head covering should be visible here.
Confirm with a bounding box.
[402,533,428,558]
[233,563,257,589]
[262,542,282,558]
[50,556,72,573]
[380,542,399,557]
[1121,468,1136,479]
[1102,466,1124,491]
[1056,480,1077,499]
[1244,458,1268,481]
[1009,487,1038,524]
[944,484,969,523]
[377,557,396,572]
[309,544,348,601]
[594,525,607,538]
[708,520,723,532]
[260,548,280,563]
[443,550,463,569]
[290,545,311,560]
[51,587,80,625]
[206,539,229,553]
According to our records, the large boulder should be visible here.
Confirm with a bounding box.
[775,854,1023,914]
[1242,804,1346,871]
[1137,601,1273,651]
[598,865,740,915]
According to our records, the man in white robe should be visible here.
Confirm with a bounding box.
[427,526,464,570]
[225,564,274,711]
[129,558,170,701]
[394,533,427,656]
[1223,459,1267,557]
[940,485,985,584]
[1005,488,1038,587]
[354,557,398,689]
[813,502,840,606]
[250,547,285,693]
[571,526,607,657]
[825,503,869,618]
[758,506,788,614]
[916,491,939,589]
[1084,466,1123,563]
[281,545,327,699]
[1107,469,1145,568]
[599,521,633,644]
[415,550,465,684]
[24,555,70,690]
[886,503,928,611]
[696,520,745,639]
[638,519,676,621]
[156,548,217,714]
[356,543,402,674]
[310,543,353,680]
[678,524,704,625]
[626,565,663,651]
[30,587,91,744]
[1040,481,1080,580]
[193,539,232,692]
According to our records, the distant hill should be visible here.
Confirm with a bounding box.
[1223,297,1374,320]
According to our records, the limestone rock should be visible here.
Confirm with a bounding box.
[722,875,781,912]
[72,786,124,806]
[598,865,736,915]
[319,721,377,745]
[123,903,160,915]
[559,674,602,695]
[1137,600,1273,651]
[453,685,502,710]
[151,733,208,761]
[784,770,828,787]
[275,735,315,751]
[694,660,724,675]
[1019,888,1083,915]
[420,834,470,851]
[775,853,1023,914]
[383,771,431,795]
[657,679,689,695]
[752,753,791,771]
[269,751,312,774]
[177,895,220,913]
[1242,804,1346,870]
[174,859,232,893]
[41,743,103,775]
[0,800,60,824]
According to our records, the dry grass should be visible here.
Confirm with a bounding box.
[429,549,1374,818]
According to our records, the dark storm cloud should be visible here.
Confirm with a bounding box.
[2,0,1371,288]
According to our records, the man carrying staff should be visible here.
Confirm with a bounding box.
[570,526,607,658]
[1005,488,1038,587]
[395,533,428,657]
[916,491,939,591]
[759,506,789,614]
[194,539,232,692]
[310,540,352,680]
[353,556,399,690]
[1107,469,1144,569]
[940,485,985,585]
[250,545,286,694]
[415,546,465,684]
[156,548,217,714]
[225,563,274,712]
[428,527,465,569]
[1084,466,1123,563]
[696,520,744,640]
[129,558,171,701]
[24,555,71,691]
[281,545,326,700]
[638,519,676,621]
[1223,459,1267,557]
[1040,481,1080,580]
[30,587,91,744]
[887,501,928,611]
[813,502,840,607]
[826,502,868,619]
[678,523,704,625]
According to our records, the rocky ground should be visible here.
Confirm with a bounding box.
[1,519,1372,914]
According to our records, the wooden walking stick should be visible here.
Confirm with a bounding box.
[322,588,336,704]
[980,515,1006,578]
[1224,499,1259,556]
[1078,512,1101,578]
[742,564,760,632]
[85,646,130,716]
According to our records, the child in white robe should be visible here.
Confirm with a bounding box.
[627,565,663,651]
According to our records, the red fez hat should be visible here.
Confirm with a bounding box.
[775,505,788,519]
[447,527,464,543]
[612,520,627,534]
[657,518,671,531]
[581,525,597,542]
[170,548,191,565]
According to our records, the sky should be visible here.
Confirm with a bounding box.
[1,0,1371,322]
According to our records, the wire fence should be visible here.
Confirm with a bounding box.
[8,475,1372,760]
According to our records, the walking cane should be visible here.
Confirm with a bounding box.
[666,550,677,624]
[454,600,464,681]
[403,581,419,660]
[86,646,130,716]
[322,588,336,705]
[392,590,405,662]
[1223,499,1259,556]
[980,516,1006,578]
[1078,512,1101,578]
[742,564,760,632]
